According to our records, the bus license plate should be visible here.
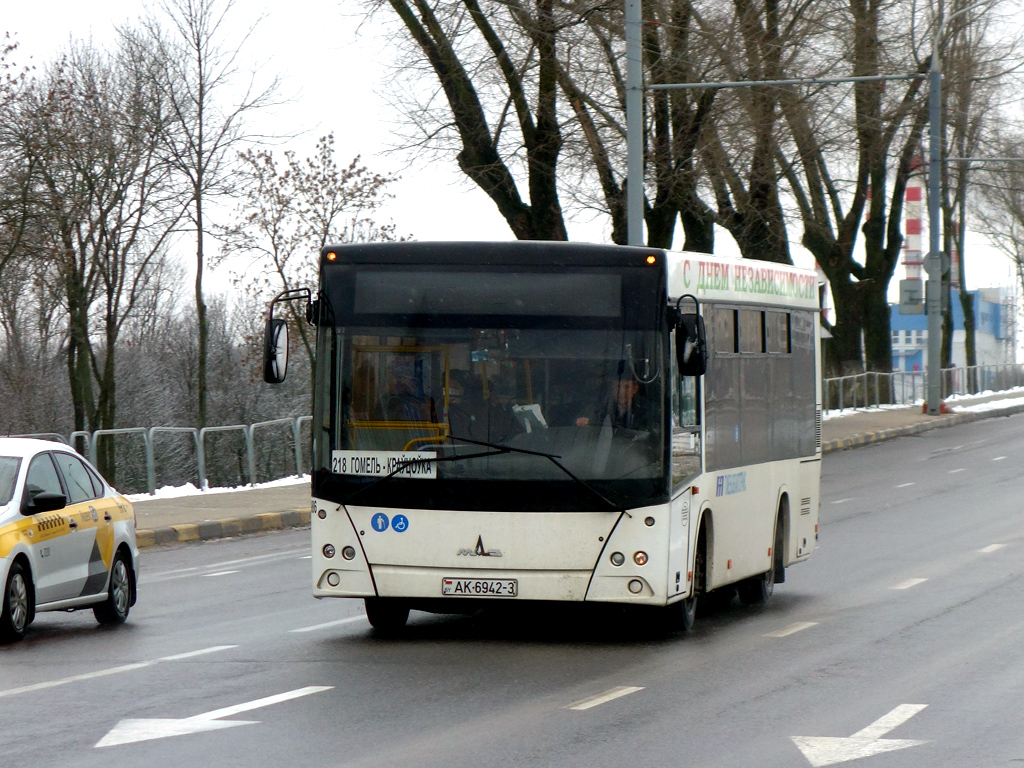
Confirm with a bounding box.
[441,578,518,597]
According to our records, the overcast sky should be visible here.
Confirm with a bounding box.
[5,0,1020,305]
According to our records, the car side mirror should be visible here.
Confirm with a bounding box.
[262,317,289,384]
[23,491,67,515]
[676,313,708,377]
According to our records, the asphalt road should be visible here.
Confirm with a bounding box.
[2,413,1023,768]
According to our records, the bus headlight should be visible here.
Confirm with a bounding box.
[342,546,356,560]
[633,551,648,566]
[323,544,336,558]
[610,552,625,566]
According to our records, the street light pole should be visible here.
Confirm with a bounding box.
[925,2,985,414]
[625,0,644,246]
[925,22,944,415]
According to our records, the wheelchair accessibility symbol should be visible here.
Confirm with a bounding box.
[391,514,409,533]
[371,513,389,532]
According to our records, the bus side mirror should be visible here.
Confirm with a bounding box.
[676,314,708,376]
[263,317,289,384]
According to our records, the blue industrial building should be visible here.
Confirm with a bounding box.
[890,288,1015,371]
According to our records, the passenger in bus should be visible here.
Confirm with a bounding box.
[576,368,653,432]
[446,371,517,442]
[377,360,436,423]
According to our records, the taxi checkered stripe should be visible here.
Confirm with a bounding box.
[36,515,64,531]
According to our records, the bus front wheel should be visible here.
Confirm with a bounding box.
[665,528,706,631]
[364,598,409,632]
[738,513,784,605]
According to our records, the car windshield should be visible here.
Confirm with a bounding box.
[0,456,21,506]
[330,326,665,484]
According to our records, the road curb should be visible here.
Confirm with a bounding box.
[136,508,311,548]
[821,401,1024,455]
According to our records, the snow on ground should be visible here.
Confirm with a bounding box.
[949,395,1024,414]
[824,386,1024,420]
[126,474,309,502]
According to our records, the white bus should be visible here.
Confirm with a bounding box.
[263,242,822,631]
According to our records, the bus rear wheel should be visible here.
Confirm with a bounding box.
[364,598,409,632]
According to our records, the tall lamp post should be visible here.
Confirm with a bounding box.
[926,2,983,414]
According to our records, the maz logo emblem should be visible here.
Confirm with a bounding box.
[457,535,502,557]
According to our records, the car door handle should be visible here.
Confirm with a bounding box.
[68,519,78,530]
[104,512,112,522]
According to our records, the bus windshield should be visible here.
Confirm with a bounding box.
[318,326,666,510]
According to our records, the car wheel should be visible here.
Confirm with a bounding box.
[94,551,131,625]
[1,562,31,642]
[364,598,409,633]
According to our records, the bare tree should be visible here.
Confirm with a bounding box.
[220,134,402,367]
[976,139,1024,305]
[136,0,279,428]
[4,39,183,476]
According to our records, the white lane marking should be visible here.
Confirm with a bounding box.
[891,578,928,590]
[831,498,853,505]
[979,544,1006,553]
[289,615,367,633]
[204,570,240,577]
[566,686,644,711]
[95,686,334,748]
[299,555,312,560]
[764,621,818,638]
[993,456,1006,461]
[0,645,237,699]
[146,548,308,580]
[896,482,915,488]
[948,468,965,474]
[792,704,928,767]
[158,645,238,662]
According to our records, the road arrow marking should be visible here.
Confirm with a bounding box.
[566,686,644,710]
[792,704,927,767]
[95,686,333,747]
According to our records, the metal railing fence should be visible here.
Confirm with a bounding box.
[8,364,1022,491]
[8,415,312,496]
[824,363,1024,412]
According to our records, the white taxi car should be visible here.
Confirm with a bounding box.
[0,438,139,642]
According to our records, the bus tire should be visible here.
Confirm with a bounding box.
[1,561,31,642]
[364,598,409,632]
[671,527,706,631]
[738,512,784,605]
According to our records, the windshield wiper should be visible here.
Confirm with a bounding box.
[445,435,621,512]
[341,434,622,513]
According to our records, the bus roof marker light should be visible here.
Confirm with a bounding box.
[646,254,657,264]
[644,516,655,527]
[326,251,337,261]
